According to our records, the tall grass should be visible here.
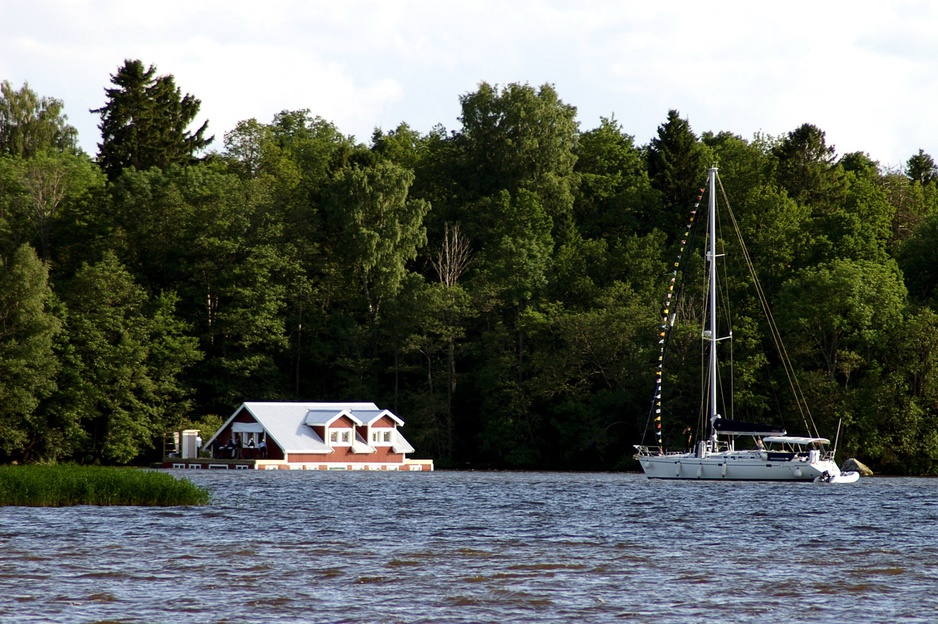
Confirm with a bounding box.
[0,465,210,506]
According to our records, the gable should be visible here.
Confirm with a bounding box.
[329,415,356,428]
[356,409,405,426]
[371,415,398,428]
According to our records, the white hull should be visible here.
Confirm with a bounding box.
[636,450,842,481]
[815,471,859,484]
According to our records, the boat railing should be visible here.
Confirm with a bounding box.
[633,445,688,457]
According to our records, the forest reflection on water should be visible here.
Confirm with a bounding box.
[1,470,936,623]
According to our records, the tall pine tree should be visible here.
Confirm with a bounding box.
[92,60,213,181]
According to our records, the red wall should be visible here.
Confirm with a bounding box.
[372,415,397,428]
[289,447,403,463]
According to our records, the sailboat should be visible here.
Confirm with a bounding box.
[633,166,859,483]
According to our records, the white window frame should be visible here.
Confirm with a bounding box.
[371,428,394,446]
[329,427,352,446]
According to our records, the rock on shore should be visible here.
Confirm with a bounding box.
[841,457,873,476]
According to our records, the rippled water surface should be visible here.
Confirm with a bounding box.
[1,471,937,623]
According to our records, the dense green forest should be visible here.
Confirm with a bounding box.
[2,60,938,473]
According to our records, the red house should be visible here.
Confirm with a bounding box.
[167,402,432,471]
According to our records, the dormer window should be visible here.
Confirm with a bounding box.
[330,428,352,445]
[371,429,395,445]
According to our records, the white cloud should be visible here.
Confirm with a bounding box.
[155,37,406,144]
[2,0,938,166]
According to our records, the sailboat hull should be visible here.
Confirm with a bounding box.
[636,451,841,481]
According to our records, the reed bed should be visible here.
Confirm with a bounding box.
[0,465,210,506]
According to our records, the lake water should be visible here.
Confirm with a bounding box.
[0,470,936,623]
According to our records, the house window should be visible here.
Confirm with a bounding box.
[330,429,351,445]
[371,429,393,445]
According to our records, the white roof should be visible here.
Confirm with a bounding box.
[304,408,363,427]
[203,402,409,455]
[243,402,333,453]
[763,436,831,446]
[352,431,376,454]
[391,429,416,454]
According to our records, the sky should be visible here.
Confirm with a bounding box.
[2,0,937,170]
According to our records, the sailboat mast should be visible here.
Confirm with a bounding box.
[707,166,719,429]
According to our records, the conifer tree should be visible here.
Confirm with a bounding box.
[92,59,212,181]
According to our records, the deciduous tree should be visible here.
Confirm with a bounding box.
[60,252,199,463]
[323,160,430,320]
[574,116,655,239]
[0,244,61,461]
[0,81,79,158]
[457,82,579,235]
[10,151,103,260]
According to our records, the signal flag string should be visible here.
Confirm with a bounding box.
[645,185,706,453]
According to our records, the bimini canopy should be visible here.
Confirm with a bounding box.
[763,436,830,446]
[713,418,786,436]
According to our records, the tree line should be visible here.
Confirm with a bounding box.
[2,60,938,473]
